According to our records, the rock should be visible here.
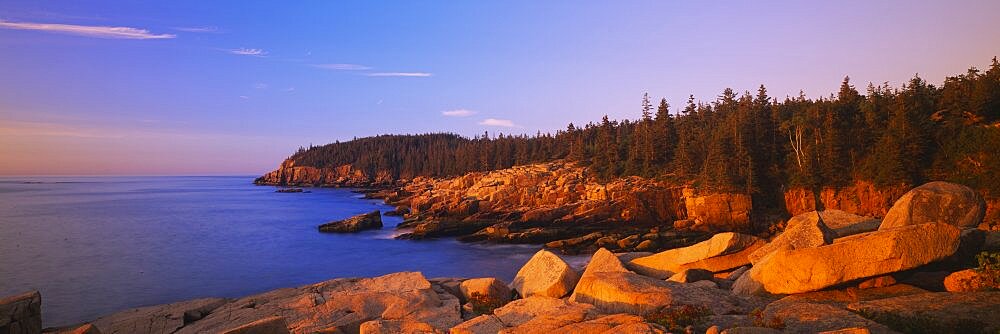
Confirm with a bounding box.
[548,314,647,333]
[601,322,667,333]
[92,297,228,334]
[318,210,383,233]
[749,211,837,264]
[614,252,652,264]
[634,239,657,252]
[814,210,881,238]
[705,325,721,334]
[450,297,598,334]
[0,290,41,334]
[745,222,961,294]
[628,233,762,279]
[170,272,462,334]
[459,278,512,305]
[683,188,753,232]
[879,181,986,230]
[569,271,758,316]
[359,319,442,334]
[43,323,102,334]
[848,291,1000,333]
[719,328,781,334]
[771,284,928,308]
[511,250,580,298]
[943,269,997,292]
[667,269,714,283]
[818,328,872,334]
[673,240,765,274]
[219,316,290,334]
[762,299,893,333]
[617,235,640,249]
[579,248,630,279]
[726,266,750,281]
[856,275,896,289]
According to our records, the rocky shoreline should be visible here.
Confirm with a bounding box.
[6,180,1000,334]
[258,160,998,255]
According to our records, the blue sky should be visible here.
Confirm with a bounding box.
[2,1,1000,175]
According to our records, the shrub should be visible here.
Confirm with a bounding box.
[644,304,713,332]
[466,292,506,316]
[975,251,1000,291]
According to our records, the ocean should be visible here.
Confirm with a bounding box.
[0,176,552,327]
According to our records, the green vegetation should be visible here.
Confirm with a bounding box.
[644,304,713,332]
[284,58,1000,224]
[975,251,1000,291]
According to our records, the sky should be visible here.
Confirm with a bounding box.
[2,1,1000,176]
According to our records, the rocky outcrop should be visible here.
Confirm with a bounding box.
[0,290,41,334]
[761,300,893,333]
[511,250,580,298]
[92,298,228,334]
[943,269,998,292]
[847,292,1000,333]
[878,181,987,230]
[627,233,762,279]
[219,316,290,334]
[255,159,395,187]
[744,223,961,294]
[783,181,910,218]
[91,272,461,334]
[318,211,382,233]
[570,271,759,316]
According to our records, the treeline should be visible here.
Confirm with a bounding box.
[289,58,1000,198]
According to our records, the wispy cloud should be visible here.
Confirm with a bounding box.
[442,109,477,117]
[284,87,296,92]
[230,48,266,56]
[254,83,268,89]
[312,63,371,70]
[479,118,518,127]
[0,19,175,39]
[172,26,219,33]
[0,120,125,139]
[366,72,432,77]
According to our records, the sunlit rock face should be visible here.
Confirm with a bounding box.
[745,222,961,294]
[878,181,987,231]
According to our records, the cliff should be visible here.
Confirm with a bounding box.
[254,158,396,187]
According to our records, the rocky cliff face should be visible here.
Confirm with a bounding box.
[373,161,755,254]
[783,181,911,218]
[254,158,395,187]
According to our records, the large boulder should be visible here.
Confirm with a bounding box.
[879,181,986,230]
[169,272,461,333]
[579,248,630,279]
[511,250,580,298]
[0,291,42,334]
[93,297,228,334]
[847,292,1000,333]
[569,271,758,316]
[745,222,961,294]
[628,233,761,278]
[359,319,442,334]
[318,210,383,233]
[749,211,836,264]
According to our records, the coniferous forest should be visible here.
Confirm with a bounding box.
[290,59,1000,200]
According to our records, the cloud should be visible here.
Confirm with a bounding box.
[284,87,295,92]
[230,48,266,56]
[312,63,371,70]
[254,83,268,89]
[0,19,175,39]
[172,26,219,33]
[366,72,432,77]
[479,118,518,127]
[442,109,477,117]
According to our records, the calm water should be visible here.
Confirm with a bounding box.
[0,176,555,327]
